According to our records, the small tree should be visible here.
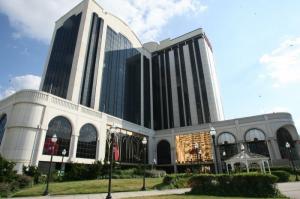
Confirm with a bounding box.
[0,155,17,183]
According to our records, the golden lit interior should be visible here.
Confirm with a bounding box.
[176,132,213,164]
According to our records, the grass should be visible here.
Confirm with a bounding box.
[123,194,287,199]
[13,178,162,197]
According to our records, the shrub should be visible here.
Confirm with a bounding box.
[0,155,17,183]
[271,166,300,175]
[156,173,192,190]
[63,161,104,181]
[145,169,166,178]
[16,175,33,188]
[0,182,12,197]
[188,173,279,197]
[271,170,290,182]
[23,165,41,184]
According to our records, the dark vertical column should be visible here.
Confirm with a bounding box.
[187,41,203,124]
[165,50,174,128]
[173,47,185,127]
[194,39,211,123]
[80,13,103,107]
[160,53,168,129]
[179,45,191,126]
[143,56,151,129]
[152,55,162,130]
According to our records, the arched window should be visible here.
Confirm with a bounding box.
[76,124,97,159]
[43,116,72,156]
[277,127,297,159]
[0,114,7,145]
[217,132,238,160]
[244,128,269,157]
[157,140,171,165]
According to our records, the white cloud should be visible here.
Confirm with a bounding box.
[0,75,41,99]
[260,37,300,87]
[0,0,207,43]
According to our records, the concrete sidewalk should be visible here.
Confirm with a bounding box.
[277,181,300,199]
[11,188,190,199]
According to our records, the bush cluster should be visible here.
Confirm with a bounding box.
[271,166,300,175]
[271,170,290,182]
[156,173,192,190]
[188,173,279,197]
[0,155,33,197]
[62,162,165,181]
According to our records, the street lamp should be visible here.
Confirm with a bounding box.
[141,137,148,191]
[210,126,218,174]
[43,134,57,196]
[285,142,299,181]
[60,149,67,176]
[106,124,117,199]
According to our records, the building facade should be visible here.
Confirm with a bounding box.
[0,0,299,173]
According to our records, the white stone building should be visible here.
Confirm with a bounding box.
[0,0,299,173]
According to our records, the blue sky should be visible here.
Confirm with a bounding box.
[0,0,299,131]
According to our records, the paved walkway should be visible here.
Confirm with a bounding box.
[277,181,300,199]
[12,188,190,199]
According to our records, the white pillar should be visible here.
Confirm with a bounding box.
[32,128,47,166]
[69,135,78,162]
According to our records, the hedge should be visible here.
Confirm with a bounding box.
[188,173,279,197]
[155,173,192,190]
[271,170,290,182]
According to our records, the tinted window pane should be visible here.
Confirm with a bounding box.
[76,124,97,159]
[0,114,7,145]
[43,116,72,156]
[42,13,82,99]
[80,13,103,107]
[143,56,151,128]
[100,27,141,125]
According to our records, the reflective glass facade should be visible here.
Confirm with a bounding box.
[42,13,82,98]
[143,56,151,128]
[80,13,103,107]
[100,27,141,125]
[151,36,211,130]
[0,114,7,145]
[76,124,97,159]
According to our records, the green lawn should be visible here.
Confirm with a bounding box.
[124,194,287,199]
[13,178,162,197]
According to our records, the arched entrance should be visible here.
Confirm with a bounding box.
[277,127,297,159]
[157,140,171,164]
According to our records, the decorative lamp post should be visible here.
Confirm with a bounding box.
[60,149,67,176]
[141,137,148,191]
[43,134,57,196]
[210,126,218,174]
[285,142,299,181]
[106,124,117,199]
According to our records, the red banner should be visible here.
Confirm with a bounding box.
[113,142,120,161]
[44,138,59,155]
